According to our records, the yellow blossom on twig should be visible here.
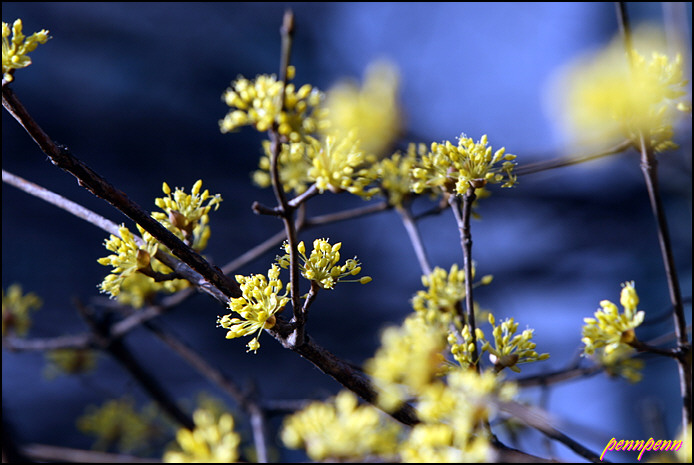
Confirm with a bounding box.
[549,25,690,152]
[582,281,645,356]
[477,313,550,373]
[219,66,326,142]
[277,238,371,289]
[152,180,222,251]
[412,134,517,196]
[2,19,50,82]
[2,283,42,337]
[217,264,288,353]
[163,408,240,463]
[281,390,401,461]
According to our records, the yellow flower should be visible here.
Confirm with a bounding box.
[549,25,689,153]
[412,264,480,327]
[582,281,645,356]
[152,180,222,251]
[2,284,42,337]
[77,397,162,453]
[281,390,401,461]
[163,409,240,463]
[97,225,159,298]
[412,134,517,196]
[219,66,326,142]
[277,238,371,289]
[217,264,288,353]
[364,314,447,411]
[253,140,314,194]
[322,60,402,157]
[372,143,427,207]
[44,348,98,379]
[2,19,50,82]
[477,313,550,373]
[308,132,379,199]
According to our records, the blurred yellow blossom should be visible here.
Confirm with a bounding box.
[2,19,50,82]
[77,397,164,453]
[253,140,314,194]
[372,143,427,207]
[163,408,240,463]
[364,314,447,411]
[548,25,689,152]
[308,132,379,199]
[44,348,98,379]
[2,283,42,337]
[281,390,401,461]
[322,60,402,157]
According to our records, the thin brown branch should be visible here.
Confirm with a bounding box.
[499,400,608,462]
[614,1,691,428]
[449,191,481,371]
[514,140,632,177]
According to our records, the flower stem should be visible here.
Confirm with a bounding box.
[450,190,481,372]
[638,136,691,427]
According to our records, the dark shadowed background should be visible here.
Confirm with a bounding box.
[2,2,692,462]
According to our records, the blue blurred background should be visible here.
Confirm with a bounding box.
[2,2,691,462]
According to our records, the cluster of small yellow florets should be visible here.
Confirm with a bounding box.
[277,238,372,289]
[163,408,240,463]
[97,181,221,306]
[2,283,42,337]
[217,264,288,353]
[581,281,645,382]
[2,19,50,82]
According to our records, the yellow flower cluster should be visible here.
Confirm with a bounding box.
[277,238,372,289]
[217,264,288,353]
[477,313,550,373]
[412,134,517,196]
[152,180,222,252]
[253,140,313,194]
[448,324,480,370]
[582,281,645,357]
[280,390,402,461]
[308,133,379,198]
[364,314,447,412]
[254,133,378,198]
[402,369,516,462]
[2,283,42,337]
[371,143,427,207]
[77,397,161,453]
[2,19,50,82]
[97,225,159,298]
[219,66,326,142]
[44,348,98,379]
[412,264,491,327]
[551,26,689,152]
[599,344,644,383]
[322,60,402,158]
[163,409,240,463]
